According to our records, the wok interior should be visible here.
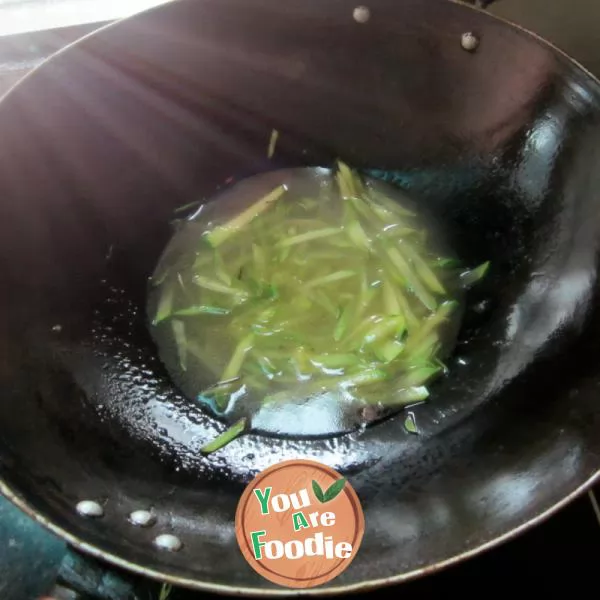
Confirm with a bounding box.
[146,164,474,439]
[0,0,599,590]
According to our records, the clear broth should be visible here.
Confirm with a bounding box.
[147,167,466,437]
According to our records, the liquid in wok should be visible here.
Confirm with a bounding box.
[148,161,489,450]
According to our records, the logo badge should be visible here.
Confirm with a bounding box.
[235,459,365,588]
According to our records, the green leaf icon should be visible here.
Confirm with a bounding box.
[312,480,325,502]
[312,477,347,503]
[323,477,347,502]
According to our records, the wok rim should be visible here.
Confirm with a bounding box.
[0,0,599,594]
[2,473,599,595]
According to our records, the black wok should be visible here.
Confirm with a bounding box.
[0,0,599,594]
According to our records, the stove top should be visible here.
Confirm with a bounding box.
[0,4,599,599]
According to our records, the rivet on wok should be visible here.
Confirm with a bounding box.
[461,32,480,52]
[154,534,183,552]
[129,509,156,527]
[51,324,62,332]
[353,6,371,23]
[76,500,104,518]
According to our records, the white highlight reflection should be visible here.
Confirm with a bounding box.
[0,0,172,37]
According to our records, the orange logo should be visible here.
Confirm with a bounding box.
[235,459,365,588]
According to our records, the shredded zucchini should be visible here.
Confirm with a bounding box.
[149,161,490,452]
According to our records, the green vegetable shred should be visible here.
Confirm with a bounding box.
[148,162,490,451]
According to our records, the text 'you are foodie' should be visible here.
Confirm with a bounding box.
[235,459,365,588]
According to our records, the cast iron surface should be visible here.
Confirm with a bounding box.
[0,0,599,593]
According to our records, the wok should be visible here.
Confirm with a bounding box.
[0,0,599,594]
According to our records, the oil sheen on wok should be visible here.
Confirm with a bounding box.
[147,163,489,450]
